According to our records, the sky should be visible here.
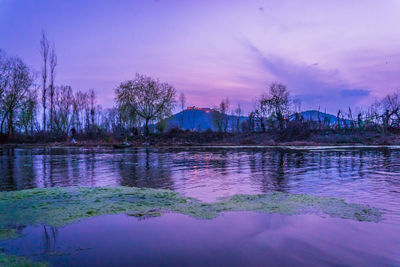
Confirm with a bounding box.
[1,0,400,114]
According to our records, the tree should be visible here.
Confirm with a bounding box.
[234,103,242,133]
[381,92,400,135]
[115,73,176,135]
[19,87,38,135]
[49,43,57,132]
[89,89,96,131]
[258,83,290,131]
[40,31,50,131]
[53,85,73,135]
[0,50,10,131]
[179,92,186,129]
[71,90,88,133]
[212,98,230,132]
[0,56,34,137]
[189,109,199,131]
[255,95,268,132]
[336,109,342,130]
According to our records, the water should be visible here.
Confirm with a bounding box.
[1,213,399,266]
[1,146,400,266]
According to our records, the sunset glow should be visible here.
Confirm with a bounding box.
[1,0,400,113]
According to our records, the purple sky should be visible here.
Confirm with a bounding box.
[1,0,400,113]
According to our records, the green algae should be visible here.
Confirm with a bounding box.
[0,187,381,234]
[0,253,47,267]
[0,229,19,242]
[215,193,381,221]
[128,209,162,218]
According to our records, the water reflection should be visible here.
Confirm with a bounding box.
[1,146,400,223]
[1,213,399,266]
[42,226,58,256]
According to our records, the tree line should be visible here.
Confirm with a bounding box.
[1,32,400,142]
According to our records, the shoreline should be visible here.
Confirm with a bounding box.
[2,131,400,149]
[2,143,400,149]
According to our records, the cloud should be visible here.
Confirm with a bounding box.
[243,41,371,112]
[338,49,400,98]
[340,89,370,98]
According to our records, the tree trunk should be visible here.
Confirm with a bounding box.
[145,118,150,136]
[43,105,46,132]
[8,110,13,137]
[261,119,266,133]
[383,110,389,137]
[50,91,54,133]
[0,112,7,135]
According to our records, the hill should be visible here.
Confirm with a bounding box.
[298,110,338,125]
[166,109,342,132]
[167,108,246,131]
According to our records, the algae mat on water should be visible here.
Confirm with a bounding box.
[0,253,47,267]
[0,187,381,234]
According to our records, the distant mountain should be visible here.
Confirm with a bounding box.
[297,110,338,125]
[168,108,214,131]
[167,108,246,131]
[165,108,342,132]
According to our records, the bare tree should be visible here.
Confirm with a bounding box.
[256,83,290,132]
[292,98,302,114]
[179,92,186,129]
[0,56,34,136]
[212,98,230,132]
[255,94,268,132]
[89,89,96,131]
[0,50,10,131]
[381,92,400,135]
[53,85,74,134]
[19,87,38,135]
[234,103,242,133]
[115,73,176,135]
[0,50,8,97]
[49,43,57,132]
[40,31,50,131]
[189,109,199,131]
[248,111,256,132]
[71,90,88,133]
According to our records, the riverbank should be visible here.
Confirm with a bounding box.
[1,131,399,148]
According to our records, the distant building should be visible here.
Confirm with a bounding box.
[186,106,212,113]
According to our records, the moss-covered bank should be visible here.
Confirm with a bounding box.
[0,253,47,267]
[0,187,381,234]
[0,229,19,242]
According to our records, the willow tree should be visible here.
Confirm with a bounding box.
[115,74,176,135]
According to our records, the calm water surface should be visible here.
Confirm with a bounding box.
[1,146,400,266]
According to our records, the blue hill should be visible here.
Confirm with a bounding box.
[165,109,344,132]
[298,110,338,125]
[167,109,246,131]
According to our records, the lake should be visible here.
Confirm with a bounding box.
[0,146,399,266]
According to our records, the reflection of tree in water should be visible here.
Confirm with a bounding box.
[247,149,289,193]
[0,148,37,191]
[382,148,392,169]
[42,225,58,256]
[171,149,230,176]
[2,147,400,200]
[117,148,174,190]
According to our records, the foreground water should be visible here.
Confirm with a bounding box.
[0,146,400,266]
